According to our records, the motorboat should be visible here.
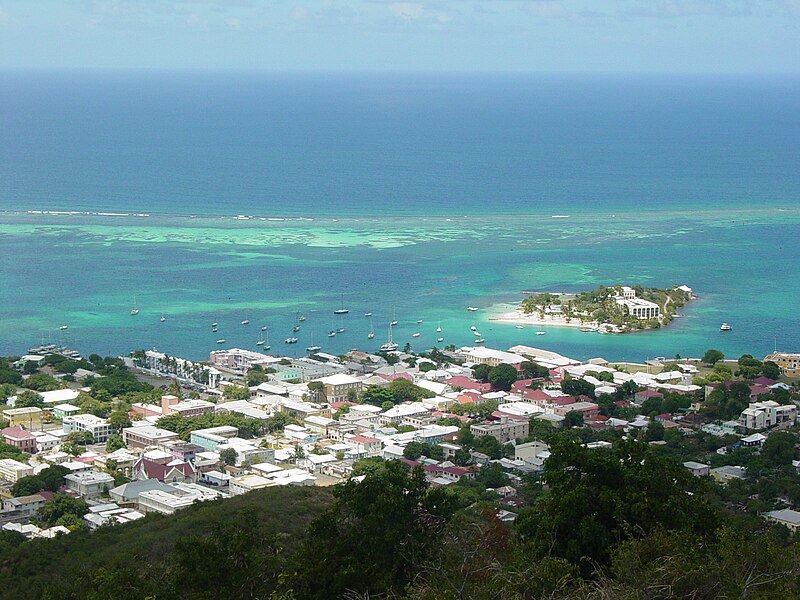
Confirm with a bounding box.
[467,306,479,312]
[284,337,298,344]
[216,339,226,344]
[536,331,546,336]
[720,323,732,331]
[241,320,249,325]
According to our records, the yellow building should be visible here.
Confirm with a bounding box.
[2,407,43,428]
[765,352,800,378]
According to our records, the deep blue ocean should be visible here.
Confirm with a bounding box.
[1,71,798,362]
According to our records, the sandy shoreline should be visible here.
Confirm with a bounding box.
[488,309,601,330]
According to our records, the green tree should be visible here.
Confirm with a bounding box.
[488,363,519,391]
[563,410,585,428]
[224,385,250,400]
[105,434,125,453]
[472,364,492,382]
[108,410,132,432]
[761,360,781,380]
[702,349,725,365]
[644,419,665,442]
[520,360,550,380]
[762,432,797,467]
[220,447,238,466]
[35,493,89,527]
[516,436,719,572]
[0,367,22,385]
[361,384,394,406]
[561,377,596,399]
[14,390,44,408]
[295,460,457,600]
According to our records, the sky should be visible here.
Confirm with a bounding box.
[0,1,798,73]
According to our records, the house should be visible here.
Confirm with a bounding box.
[229,474,272,496]
[189,426,238,451]
[741,432,768,447]
[344,435,382,455]
[683,461,710,477]
[52,403,81,419]
[738,401,796,430]
[161,395,215,418]
[312,373,363,403]
[137,483,222,514]
[764,508,800,532]
[470,417,529,443]
[62,414,112,443]
[123,425,180,449]
[2,494,48,515]
[1,426,37,452]
[64,472,115,498]
[0,458,33,482]
[634,390,663,404]
[2,407,43,428]
[132,457,197,483]
[380,402,429,425]
[109,479,176,505]
[710,465,747,484]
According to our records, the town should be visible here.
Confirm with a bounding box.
[1,340,799,543]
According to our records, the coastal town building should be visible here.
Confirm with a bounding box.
[470,417,529,443]
[614,288,660,320]
[123,425,180,449]
[0,458,34,483]
[764,351,800,378]
[2,407,43,428]
[1,426,37,452]
[62,414,112,443]
[738,401,797,430]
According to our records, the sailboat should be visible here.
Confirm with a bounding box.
[437,337,444,343]
[364,311,373,317]
[130,297,139,315]
[380,325,399,352]
[241,319,250,325]
[263,330,271,351]
[436,321,442,333]
[298,314,307,322]
[334,295,349,315]
[336,315,345,334]
[256,330,265,346]
[389,307,398,327]
[160,315,166,322]
[367,316,375,339]
[306,333,321,353]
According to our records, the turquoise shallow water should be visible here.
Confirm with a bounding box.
[0,72,798,361]
[1,208,797,362]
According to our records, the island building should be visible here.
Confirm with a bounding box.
[614,287,660,320]
[764,352,800,378]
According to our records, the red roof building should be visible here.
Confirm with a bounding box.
[1,426,37,452]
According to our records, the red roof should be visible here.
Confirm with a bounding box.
[350,435,379,444]
[1,426,35,441]
[637,390,663,398]
[447,376,492,392]
[753,376,777,386]
[329,401,357,410]
[552,396,578,406]
[519,388,552,402]
[135,458,195,481]
[379,372,414,382]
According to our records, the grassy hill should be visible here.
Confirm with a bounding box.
[0,486,333,599]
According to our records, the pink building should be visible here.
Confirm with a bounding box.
[1,426,37,453]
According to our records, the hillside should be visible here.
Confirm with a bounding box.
[0,486,333,599]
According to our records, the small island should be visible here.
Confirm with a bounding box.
[493,284,696,333]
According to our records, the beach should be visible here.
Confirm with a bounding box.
[489,305,599,330]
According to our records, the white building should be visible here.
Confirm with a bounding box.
[62,414,112,443]
[739,401,797,430]
[457,347,525,368]
[0,459,33,483]
[614,288,660,320]
[64,471,115,497]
